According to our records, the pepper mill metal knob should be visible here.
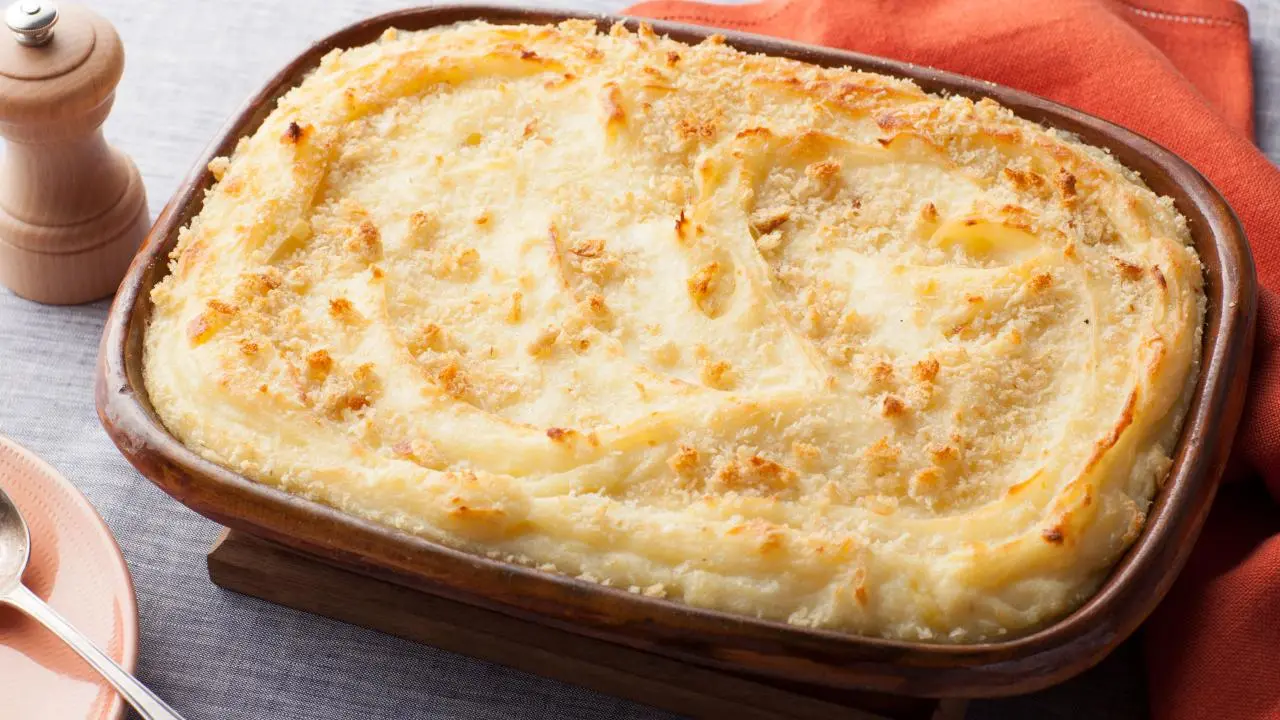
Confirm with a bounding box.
[6,1,57,46]
[0,1,148,304]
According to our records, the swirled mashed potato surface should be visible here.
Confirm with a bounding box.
[145,21,1204,641]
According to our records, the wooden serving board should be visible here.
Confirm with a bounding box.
[208,530,966,720]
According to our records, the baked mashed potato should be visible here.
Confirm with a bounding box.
[145,20,1205,641]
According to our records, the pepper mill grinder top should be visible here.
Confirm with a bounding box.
[6,1,57,46]
[0,0,149,305]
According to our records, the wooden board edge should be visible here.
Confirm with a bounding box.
[208,530,966,720]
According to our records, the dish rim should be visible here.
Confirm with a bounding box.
[94,4,1257,698]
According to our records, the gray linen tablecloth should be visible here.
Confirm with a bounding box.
[1,2,1275,718]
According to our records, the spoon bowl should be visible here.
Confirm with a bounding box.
[0,485,31,596]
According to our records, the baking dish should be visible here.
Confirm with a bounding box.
[96,5,1256,698]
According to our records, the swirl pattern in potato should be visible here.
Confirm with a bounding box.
[145,20,1204,641]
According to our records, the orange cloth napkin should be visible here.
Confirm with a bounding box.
[623,0,1280,717]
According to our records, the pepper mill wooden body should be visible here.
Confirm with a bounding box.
[0,1,147,304]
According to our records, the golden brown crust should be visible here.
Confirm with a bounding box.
[143,20,1204,643]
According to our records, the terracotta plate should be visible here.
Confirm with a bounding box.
[0,435,138,719]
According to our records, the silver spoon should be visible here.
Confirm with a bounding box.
[0,485,185,719]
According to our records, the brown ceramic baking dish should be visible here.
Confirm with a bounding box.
[96,5,1256,699]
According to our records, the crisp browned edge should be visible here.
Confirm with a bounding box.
[94,5,1257,699]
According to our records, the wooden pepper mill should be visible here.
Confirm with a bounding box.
[0,0,147,304]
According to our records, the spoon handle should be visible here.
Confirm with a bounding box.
[2,583,186,720]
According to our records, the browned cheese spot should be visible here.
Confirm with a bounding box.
[881,395,906,418]
[547,222,569,286]
[282,121,306,144]
[713,454,796,494]
[874,111,910,133]
[1029,272,1053,292]
[187,299,237,344]
[1005,479,1032,497]
[527,326,560,357]
[805,160,842,197]
[1084,389,1139,472]
[755,525,786,556]
[665,50,681,66]
[675,208,693,244]
[186,315,213,344]
[667,444,700,477]
[920,202,939,224]
[328,298,361,322]
[352,362,379,389]
[433,360,469,399]
[908,466,945,500]
[392,438,446,470]
[750,206,791,236]
[570,237,604,258]
[863,436,900,474]
[1056,168,1078,206]
[1145,335,1168,376]
[853,568,869,606]
[546,72,576,90]
[747,455,795,487]
[346,220,383,262]
[408,324,446,356]
[238,340,259,356]
[330,392,371,417]
[546,427,579,443]
[306,349,333,380]
[207,299,236,315]
[177,237,209,276]
[1001,167,1048,195]
[912,357,940,383]
[408,210,439,247]
[791,441,821,468]
[1153,266,1167,290]
[927,442,959,465]
[242,269,282,296]
[1112,257,1146,281]
[507,292,523,324]
[700,358,735,390]
[989,126,1023,145]
[602,83,626,136]
[868,360,894,385]
[450,247,481,279]
[1042,527,1065,544]
[677,116,717,141]
[687,261,729,316]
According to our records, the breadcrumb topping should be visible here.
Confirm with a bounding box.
[143,20,1205,643]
